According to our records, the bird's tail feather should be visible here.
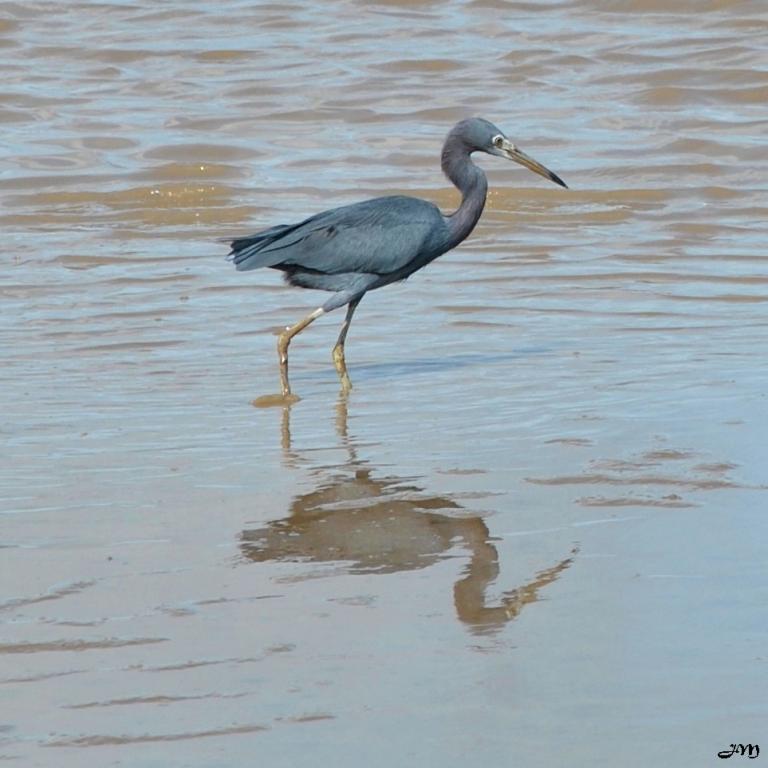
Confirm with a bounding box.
[227,224,295,271]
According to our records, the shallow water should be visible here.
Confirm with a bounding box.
[1,1,767,765]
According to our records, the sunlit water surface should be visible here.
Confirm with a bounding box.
[1,1,767,766]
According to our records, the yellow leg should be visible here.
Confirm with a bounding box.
[332,299,360,392]
[277,307,324,398]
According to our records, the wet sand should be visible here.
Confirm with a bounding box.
[2,1,767,765]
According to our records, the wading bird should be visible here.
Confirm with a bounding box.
[228,118,566,402]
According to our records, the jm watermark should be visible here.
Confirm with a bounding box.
[718,744,760,760]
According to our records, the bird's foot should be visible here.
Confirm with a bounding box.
[251,392,301,408]
[332,345,353,392]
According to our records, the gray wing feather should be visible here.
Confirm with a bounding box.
[229,196,445,276]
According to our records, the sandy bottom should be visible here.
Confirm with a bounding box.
[3,344,767,767]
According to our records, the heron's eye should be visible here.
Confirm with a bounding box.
[492,135,504,149]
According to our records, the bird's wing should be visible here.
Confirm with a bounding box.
[229,196,445,275]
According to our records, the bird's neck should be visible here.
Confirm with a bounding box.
[441,139,488,249]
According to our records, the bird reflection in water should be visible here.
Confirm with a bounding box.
[240,397,577,635]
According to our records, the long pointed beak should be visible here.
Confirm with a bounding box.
[503,140,567,189]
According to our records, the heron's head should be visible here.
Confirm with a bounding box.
[453,117,567,189]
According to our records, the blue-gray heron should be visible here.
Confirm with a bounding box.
[228,118,566,400]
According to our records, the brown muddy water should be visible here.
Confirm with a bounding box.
[1,1,767,766]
